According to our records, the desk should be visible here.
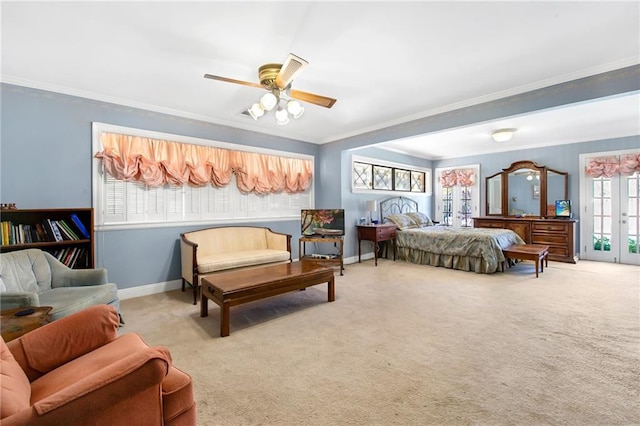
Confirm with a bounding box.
[357,224,397,266]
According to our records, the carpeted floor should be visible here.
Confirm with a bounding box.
[120,259,640,426]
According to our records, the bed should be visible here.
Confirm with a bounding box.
[380,196,524,273]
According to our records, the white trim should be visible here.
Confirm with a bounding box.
[118,279,182,300]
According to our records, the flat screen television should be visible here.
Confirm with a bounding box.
[301,209,345,236]
[555,200,572,218]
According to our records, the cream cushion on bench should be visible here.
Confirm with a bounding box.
[180,226,291,304]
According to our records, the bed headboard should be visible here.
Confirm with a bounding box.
[379,196,418,221]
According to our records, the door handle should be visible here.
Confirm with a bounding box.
[622,212,628,217]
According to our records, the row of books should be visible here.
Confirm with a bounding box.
[52,247,89,269]
[1,214,90,246]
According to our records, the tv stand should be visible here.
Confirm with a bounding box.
[299,235,344,275]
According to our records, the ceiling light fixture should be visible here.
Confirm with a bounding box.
[491,128,517,142]
[246,88,304,125]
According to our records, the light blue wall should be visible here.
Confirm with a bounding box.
[0,84,319,289]
[2,64,638,289]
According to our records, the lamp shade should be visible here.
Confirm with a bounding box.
[366,200,377,211]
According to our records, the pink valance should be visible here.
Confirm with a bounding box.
[619,153,640,176]
[441,169,476,188]
[585,153,640,178]
[95,133,312,194]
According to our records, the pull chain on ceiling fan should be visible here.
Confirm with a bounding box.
[204,53,337,125]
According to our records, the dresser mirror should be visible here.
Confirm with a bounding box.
[485,160,568,217]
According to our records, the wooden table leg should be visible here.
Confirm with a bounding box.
[535,260,539,278]
[328,276,335,302]
[200,294,209,317]
[221,303,230,337]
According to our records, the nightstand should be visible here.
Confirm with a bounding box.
[357,224,397,266]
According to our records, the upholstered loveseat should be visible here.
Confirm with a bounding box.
[0,304,196,425]
[0,249,120,321]
[180,226,292,304]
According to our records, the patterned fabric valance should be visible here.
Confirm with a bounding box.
[440,169,476,188]
[94,133,313,194]
[585,153,640,178]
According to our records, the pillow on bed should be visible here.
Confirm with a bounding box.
[385,214,417,230]
[406,211,434,227]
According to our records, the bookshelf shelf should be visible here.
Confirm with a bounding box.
[0,208,95,269]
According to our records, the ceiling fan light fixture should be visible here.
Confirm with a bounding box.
[287,100,304,119]
[248,103,264,120]
[491,128,517,142]
[260,92,278,111]
[275,106,290,125]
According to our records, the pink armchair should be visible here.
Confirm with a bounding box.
[0,305,196,425]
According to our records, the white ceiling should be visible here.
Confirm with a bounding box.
[2,1,639,160]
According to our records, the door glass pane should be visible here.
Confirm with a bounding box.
[460,187,472,227]
[592,177,612,252]
[627,174,640,255]
[442,187,453,226]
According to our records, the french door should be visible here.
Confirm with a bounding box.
[580,152,640,265]
[435,165,480,227]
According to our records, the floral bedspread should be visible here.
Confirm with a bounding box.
[396,226,525,272]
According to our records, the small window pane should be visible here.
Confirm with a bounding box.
[411,171,425,192]
[353,162,372,190]
[394,169,410,191]
[373,166,392,190]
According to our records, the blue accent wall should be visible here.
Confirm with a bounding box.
[0,84,318,289]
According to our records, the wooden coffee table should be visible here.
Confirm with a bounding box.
[200,262,335,337]
[1,306,53,342]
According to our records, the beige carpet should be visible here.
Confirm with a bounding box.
[120,259,639,426]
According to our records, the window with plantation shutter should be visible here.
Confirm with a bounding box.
[93,123,313,228]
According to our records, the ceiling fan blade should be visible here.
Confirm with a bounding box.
[290,89,337,109]
[204,74,263,89]
[275,53,309,89]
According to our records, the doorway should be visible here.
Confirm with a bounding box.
[435,165,480,227]
[580,150,640,265]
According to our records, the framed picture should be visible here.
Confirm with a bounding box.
[533,185,540,199]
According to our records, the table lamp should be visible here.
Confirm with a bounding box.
[366,200,377,224]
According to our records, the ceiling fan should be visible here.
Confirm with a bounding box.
[204,53,337,124]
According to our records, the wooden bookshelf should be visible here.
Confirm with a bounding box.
[0,208,94,269]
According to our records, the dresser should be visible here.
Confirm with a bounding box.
[473,217,578,263]
[357,224,397,266]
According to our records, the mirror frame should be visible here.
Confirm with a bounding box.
[485,160,568,217]
[485,171,503,216]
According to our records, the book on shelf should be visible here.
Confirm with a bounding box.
[47,219,64,242]
[35,223,47,242]
[41,219,56,242]
[57,220,80,240]
[70,214,90,239]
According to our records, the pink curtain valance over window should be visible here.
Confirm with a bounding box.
[440,169,476,188]
[585,153,640,178]
[94,133,313,194]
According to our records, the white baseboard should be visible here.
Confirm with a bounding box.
[117,255,374,300]
[118,279,182,300]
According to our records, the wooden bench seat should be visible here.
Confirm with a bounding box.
[502,244,549,278]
